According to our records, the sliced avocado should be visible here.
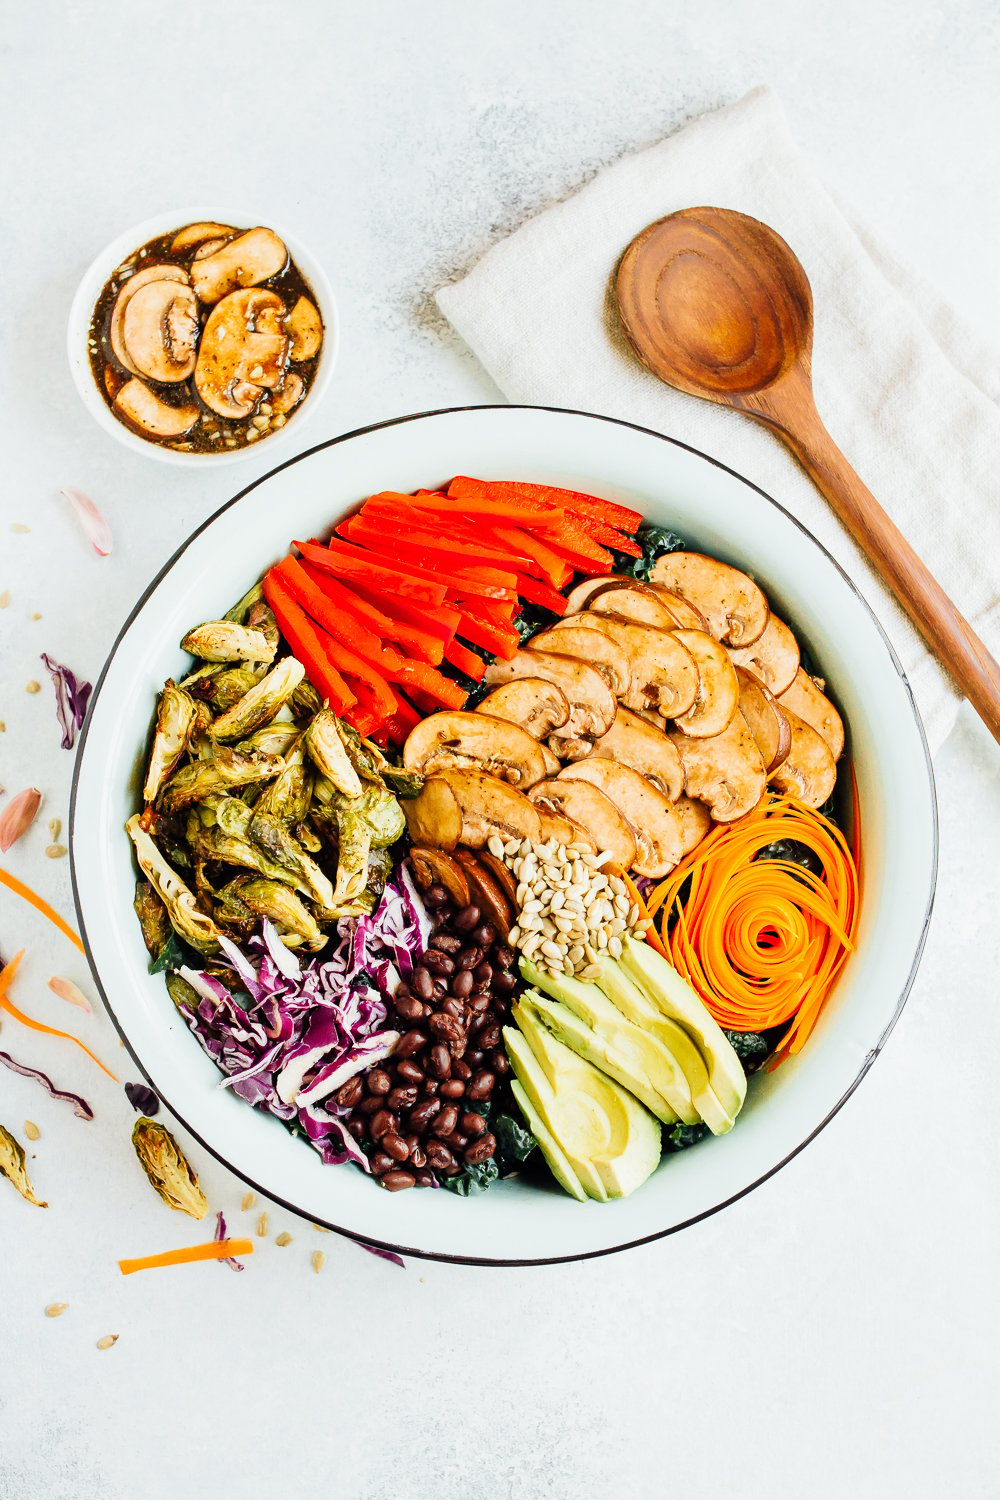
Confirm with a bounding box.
[619,937,747,1123]
[588,954,735,1134]
[506,1008,662,1200]
[520,959,678,1124]
[504,1024,608,1201]
[509,1078,586,1202]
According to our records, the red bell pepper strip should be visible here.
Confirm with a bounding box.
[454,608,519,661]
[381,694,422,741]
[386,658,467,710]
[349,509,531,574]
[348,580,459,645]
[491,525,572,590]
[568,514,643,556]
[295,539,447,607]
[448,477,642,533]
[514,573,568,614]
[262,573,357,714]
[340,678,383,737]
[442,638,486,681]
[328,534,514,602]
[273,555,389,666]
[299,565,444,665]
[336,518,520,595]
[451,595,519,634]
[378,482,566,535]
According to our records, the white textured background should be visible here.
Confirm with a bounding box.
[1,4,999,1497]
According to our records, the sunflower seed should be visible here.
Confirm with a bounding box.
[44,1303,68,1318]
[97,1335,119,1351]
[23,1121,40,1141]
[241,1191,256,1211]
[311,1250,326,1274]
[275,1232,293,1247]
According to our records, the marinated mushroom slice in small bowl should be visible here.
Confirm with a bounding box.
[78,214,333,458]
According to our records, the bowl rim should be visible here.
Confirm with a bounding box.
[65,204,339,468]
[69,403,938,1266]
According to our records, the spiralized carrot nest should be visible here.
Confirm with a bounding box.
[646,793,860,1060]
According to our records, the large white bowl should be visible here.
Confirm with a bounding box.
[67,207,338,467]
[70,406,937,1264]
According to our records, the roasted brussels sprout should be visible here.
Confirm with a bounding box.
[210,657,305,742]
[181,620,276,663]
[126,814,222,954]
[143,681,197,803]
[131,1118,209,1219]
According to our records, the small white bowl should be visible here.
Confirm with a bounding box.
[67,207,338,467]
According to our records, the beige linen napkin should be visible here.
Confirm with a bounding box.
[436,86,1000,752]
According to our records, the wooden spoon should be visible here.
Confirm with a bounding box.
[616,206,1000,746]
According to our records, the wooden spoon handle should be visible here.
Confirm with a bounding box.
[757,387,1000,745]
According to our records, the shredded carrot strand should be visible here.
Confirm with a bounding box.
[620,872,669,959]
[648,794,860,1060]
[0,950,118,1082]
[0,866,85,952]
[119,1239,254,1276]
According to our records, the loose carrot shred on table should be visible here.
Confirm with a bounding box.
[262,572,357,714]
[0,867,85,952]
[0,950,118,1081]
[646,793,860,1061]
[119,1239,255,1276]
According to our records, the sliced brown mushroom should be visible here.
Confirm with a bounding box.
[476,849,520,909]
[113,379,199,441]
[452,850,513,936]
[589,585,683,631]
[650,553,769,647]
[483,651,617,746]
[193,236,231,261]
[670,629,740,738]
[408,846,470,906]
[270,373,305,416]
[287,297,323,361]
[558,759,703,877]
[572,616,699,719]
[587,706,683,800]
[402,711,547,788]
[768,710,838,807]
[642,582,710,631]
[402,777,463,850]
[735,666,792,772]
[540,744,561,776]
[778,668,844,760]
[531,622,631,696]
[667,711,767,822]
[121,279,199,383]
[727,614,800,696]
[475,679,570,739]
[194,288,289,419]
[564,575,630,613]
[189,227,288,304]
[170,221,237,253]
[534,808,597,851]
[430,768,541,848]
[528,778,636,869]
[110,265,189,375]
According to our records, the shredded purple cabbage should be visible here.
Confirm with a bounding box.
[40,653,92,749]
[175,871,425,1172]
[214,1210,245,1272]
[0,1050,94,1119]
[361,1243,406,1268]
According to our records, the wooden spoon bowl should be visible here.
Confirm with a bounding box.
[616,206,1000,746]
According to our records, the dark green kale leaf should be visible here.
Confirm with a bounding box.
[150,930,199,975]
[610,525,686,582]
[724,1030,772,1071]
[755,838,823,877]
[492,1110,537,1174]
[439,1158,501,1196]
[664,1122,709,1152]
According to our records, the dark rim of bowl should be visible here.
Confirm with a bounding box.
[68,403,939,1268]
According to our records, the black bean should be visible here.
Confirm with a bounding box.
[394,1029,427,1058]
[451,968,474,999]
[423,884,449,907]
[431,1105,459,1138]
[382,1132,410,1162]
[367,1069,392,1096]
[382,1169,416,1191]
[424,1139,456,1171]
[465,1048,485,1068]
[346,1117,367,1141]
[490,1048,509,1076]
[472,923,495,949]
[394,991,425,1022]
[359,1095,384,1117]
[493,970,517,994]
[479,1025,501,1050]
[336,1075,364,1108]
[396,1058,424,1084]
[451,1058,472,1081]
[441,997,465,1020]
[457,946,482,970]
[445,1131,470,1152]
[387,1086,418,1112]
[461,1111,487,1135]
[370,1151,394,1175]
[414,1169,435,1188]
[467,991,491,1013]
[494,945,515,970]
[409,1097,442,1132]
[370,1109,397,1140]
[465,1133,496,1164]
[409,1144,426,1170]
[430,932,462,954]
[454,904,481,933]
[427,1044,451,1080]
[423,1079,440,1097]
[439,1078,465,1100]
[447,1035,467,1059]
[467,1070,495,1101]
[428,1012,464,1045]
[423,949,455,976]
[411,965,434,1000]
[473,960,493,986]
